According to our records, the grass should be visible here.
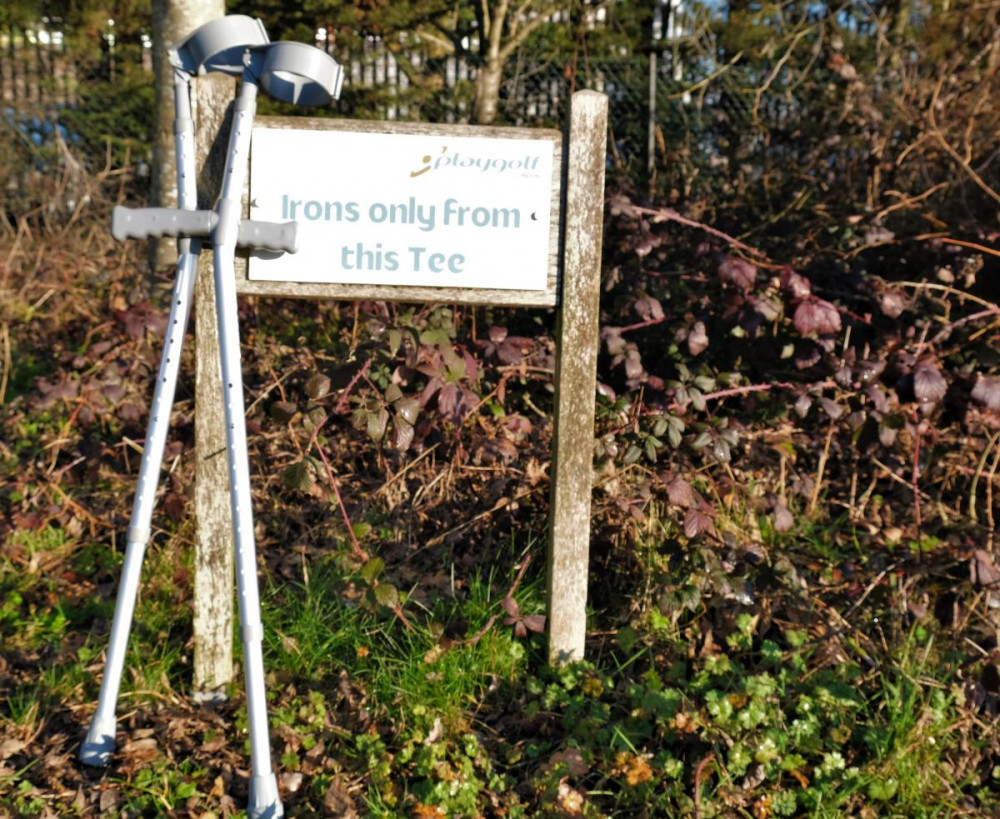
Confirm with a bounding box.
[2,499,1000,816]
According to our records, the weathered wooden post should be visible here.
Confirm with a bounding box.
[547,91,608,663]
[193,75,236,698]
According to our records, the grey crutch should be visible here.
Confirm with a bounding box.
[80,14,270,770]
[82,28,343,819]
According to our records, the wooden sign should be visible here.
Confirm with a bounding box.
[194,92,608,692]
[236,118,561,308]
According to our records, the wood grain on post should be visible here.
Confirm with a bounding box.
[547,90,608,664]
[193,74,235,698]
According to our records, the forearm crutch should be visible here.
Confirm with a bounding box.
[80,15,270,770]
[82,32,343,819]
[209,43,341,817]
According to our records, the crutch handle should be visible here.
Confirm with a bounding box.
[237,219,299,254]
[111,206,298,254]
[112,206,214,242]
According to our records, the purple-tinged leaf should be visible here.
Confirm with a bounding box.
[489,325,508,344]
[687,321,709,356]
[597,382,617,399]
[718,255,757,291]
[635,234,663,258]
[773,502,794,533]
[913,361,947,404]
[393,417,414,451]
[971,549,1000,587]
[818,397,844,420]
[794,394,813,418]
[878,422,898,446]
[506,414,533,435]
[513,620,528,639]
[880,289,906,318]
[972,377,1000,411]
[502,595,520,618]
[602,327,626,356]
[857,359,886,384]
[633,295,665,321]
[865,384,889,412]
[779,267,811,299]
[624,350,644,380]
[437,382,459,417]
[793,297,842,337]
[666,477,694,507]
[794,343,822,370]
[684,508,716,538]
[523,614,547,634]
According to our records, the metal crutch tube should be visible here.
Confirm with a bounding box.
[210,43,341,819]
[79,15,270,768]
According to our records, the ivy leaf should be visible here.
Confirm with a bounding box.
[793,297,842,337]
[913,361,947,404]
[971,377,1000,411]
[718,256,757,291]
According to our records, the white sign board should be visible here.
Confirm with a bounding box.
[248,127,556,291]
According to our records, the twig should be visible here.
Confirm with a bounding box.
[969,432,1000,524]
[897,280,999,312]
[693,752,716,819]
[809,425,835,515]
[617,201,767,259]
[936,237,1000,259]
[911,416,923,552]
[618,316,669,333]
[465,553,534,646]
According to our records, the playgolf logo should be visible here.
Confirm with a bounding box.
[410,144,543,178]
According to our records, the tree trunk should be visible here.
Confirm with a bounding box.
[474,58,503,125]
[148,0,223,270]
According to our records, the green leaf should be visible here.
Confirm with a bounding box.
[374,582,399,608]
[366,407,389,442]
[353,521,372,539]
[360,557,384,584]
[282,461,313,491]
[396,397,420,425]
[388,329,402,357]
[385,383,403,404]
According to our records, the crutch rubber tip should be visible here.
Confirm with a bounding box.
[248,773,284,818]
[79,717,117,766]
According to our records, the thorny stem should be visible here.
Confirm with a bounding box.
[334,358,372,414]
[306,414,368,563]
